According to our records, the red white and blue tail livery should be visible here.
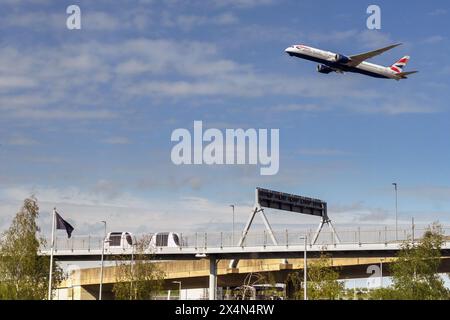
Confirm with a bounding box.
[285,43,418,80]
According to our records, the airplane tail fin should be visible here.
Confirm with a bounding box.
[390,56,410,73]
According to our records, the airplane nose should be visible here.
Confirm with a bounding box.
[285,47,294,56]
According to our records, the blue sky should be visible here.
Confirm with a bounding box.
[1,0,450,236]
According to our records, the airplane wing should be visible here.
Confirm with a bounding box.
[347,43,402,67]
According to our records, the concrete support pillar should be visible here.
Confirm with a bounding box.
[209,256,217,300]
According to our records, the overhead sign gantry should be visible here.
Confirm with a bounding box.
[229,187,340,269]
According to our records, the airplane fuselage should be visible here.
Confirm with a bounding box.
[285,45,399,79]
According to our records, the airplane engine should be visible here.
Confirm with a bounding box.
[317,64,333,74]
[333,53,351,64]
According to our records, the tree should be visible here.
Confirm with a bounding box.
[307,253,344,299]
[286,253,344,300]
[0,197,63,300]
[112,235,165,300]
[370,222,449,300]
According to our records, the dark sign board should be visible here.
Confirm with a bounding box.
[256,187,327,217]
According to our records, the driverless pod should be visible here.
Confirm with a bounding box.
[149,232,181,248]
[104,231,136,250]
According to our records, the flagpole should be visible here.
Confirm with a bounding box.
[48,208,56,300]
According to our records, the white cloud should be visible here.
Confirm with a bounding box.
[0,12,63,29]
[0,76,37,90]
[356,100,438,115]
[1,0,51,4]
[100,137,131,145]
[8,109,117,120]
[162,12,238,31]
[5,136,38,146]
[357,30,396,48]
[212,0,274,8]
[269,104,325,112]
[308,30,359,43]
[422,35,445,44]
[0,34,431,126]
[0,9,152,31]
[0,184,249,234]
[83,12,121,31]
[298,148,351,156]
[307,29,396,49]
[2,182,448,237]
[402,186,450,203]
[428,9,447,16]
[329,202,391,223]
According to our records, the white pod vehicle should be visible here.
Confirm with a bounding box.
[149,232,181,248]
[104,232,136,251]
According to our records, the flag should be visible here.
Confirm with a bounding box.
[55,212,74,238]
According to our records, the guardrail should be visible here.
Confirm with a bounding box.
[42,225,450,252]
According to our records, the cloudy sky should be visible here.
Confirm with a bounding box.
[1,0,450,238]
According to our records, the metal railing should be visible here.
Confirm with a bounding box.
[41,225,450,252]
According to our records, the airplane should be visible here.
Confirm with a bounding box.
[285,43,418,80]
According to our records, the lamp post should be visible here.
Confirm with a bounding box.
[299,235,308,300]
[392,183,398,241]
[173,281,182,300]
[99,220,107,300]
[230,205,235,245]
[130,240,135,300]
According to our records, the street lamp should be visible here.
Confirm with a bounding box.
[99,220,107,300]
[299,235,308,300]
[173,281,182,300]
[392,183,398,241]
[230,205,235,245]
[380,258,385,288]
[130,240,136,300]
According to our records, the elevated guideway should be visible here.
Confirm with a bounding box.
[44,225,450,300]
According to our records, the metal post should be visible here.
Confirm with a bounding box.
[380,259,384,288]
[304,235,307,301]
[47,208,56,300]
[195,232,198,250]
[230,205,235,245]
[286,229,289,247]
[209,256,217,300]
[259,208,278,245]
[263,230,267,248]
[99,221,106,300]
[130,243,135,299]
[358,227,361,246]
[393,183,398,241]
[229,206,278,269]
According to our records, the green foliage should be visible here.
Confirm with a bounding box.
[112,235,165,300]
[285,270,304,300]
[307,253,345,300]
[368,287,399,300]
[0,198,63,300]
[369,223,449,300]
[286,253,344,300]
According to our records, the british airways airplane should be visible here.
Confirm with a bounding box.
[285,43,418,80]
